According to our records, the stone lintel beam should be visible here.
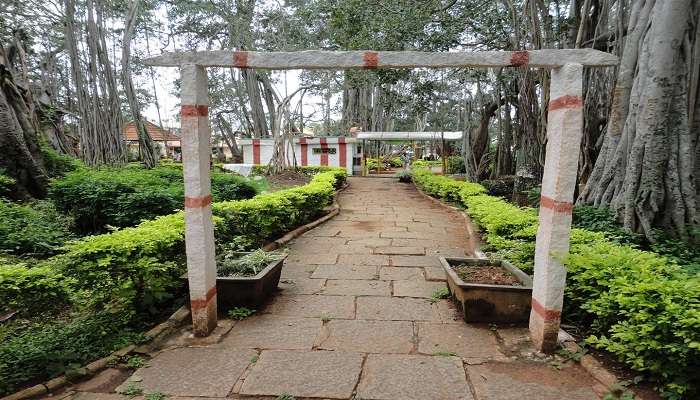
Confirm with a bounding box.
[144,49,618,69]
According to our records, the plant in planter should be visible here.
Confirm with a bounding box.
[439,256,532,323]
[395,170,412,183]
[183,247,288,311]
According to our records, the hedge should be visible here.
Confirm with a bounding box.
[49,165,258,233]
[0,169,346,395]
[411,169,700,399]
[0,200,75,257]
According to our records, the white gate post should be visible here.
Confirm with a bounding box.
[529,63,584,352]
[180,64,217,336]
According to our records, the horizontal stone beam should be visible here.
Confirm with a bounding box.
[143,49,618,69]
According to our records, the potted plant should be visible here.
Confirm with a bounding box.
[216,248,287,309]
[395,170,412,183]
[185,248,287,311]
[439,256,532,323]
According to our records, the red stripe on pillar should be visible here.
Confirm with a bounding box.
[233,51,249,68]
[531,298,562,321]
[510,51,529,66]
[184,194,213,208]
[190,286,217,311]
[338,137,347,168]
[363,51,379,69]
[320,138,329,166]
[548,95,583,112]
[300,138,308,166]
[540,195,574,213]
[253,139,261,164]
[181,105,209,117]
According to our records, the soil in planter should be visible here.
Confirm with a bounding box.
[454,263,522,286]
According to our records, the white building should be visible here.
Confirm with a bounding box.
[238,137,359,175]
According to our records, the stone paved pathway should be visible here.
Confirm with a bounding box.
[60,177,604,400]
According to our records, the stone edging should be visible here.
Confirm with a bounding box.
[412,181,626,397]
[1,183,348,400]
[0,306,191,400]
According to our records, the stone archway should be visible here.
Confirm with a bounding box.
[145,48,618,352]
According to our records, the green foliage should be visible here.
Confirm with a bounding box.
[275,394,295,400]
[124,355,146,369]
[144,392,167,400]
[480,176,515,198]
[394,170,412,183]
[227,307,256,320]
[0,170,16,197]
[429,287,450,303]
[0,262,72,316]
[446,155,465,174]
[40,146,82,178]
[218,249,286,277]
[54,212,187,314]
[413,170,700,398]
[412,159,442,168]
[119,382,144,397]
[213,171,342,246]
[572,205,641,245]
[412,169,485,203]
[0,311,145,395]
[0,199,74,257]
[49,166,257,233]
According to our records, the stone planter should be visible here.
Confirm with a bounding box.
[184,253,286,311]
[440,256,533,323]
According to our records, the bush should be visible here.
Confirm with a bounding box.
[0,263,72,316]
[412,170,700,398]
[49,166,258,233]
[0,311,145,395]
[0,200,74,257]
[480,176,516,197]
[447,155,466,174]
[0,171,16,197]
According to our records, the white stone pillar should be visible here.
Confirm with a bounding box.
[529,63,584,352]
[180,64,217,336]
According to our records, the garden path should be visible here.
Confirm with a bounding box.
[62,177,603,400]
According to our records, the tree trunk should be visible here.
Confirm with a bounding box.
[579,0,699,240]
[122,0,157,168]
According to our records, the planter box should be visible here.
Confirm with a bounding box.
[184,254,286,311]
[440,257,533,323]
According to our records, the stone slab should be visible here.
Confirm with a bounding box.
[286,252,339,265]
[392,255,442,267]
[424,266,447,281]
[417,322,504,359]
[356,354,473,400]
[239,350,363,399]
[347,238,392,247]
[393,280,446,298]
[264,294,355,319]
[278,277,325,295]
[321,279,391,296]
[374,246,425,255]
[379,267,424,281]
[316,320,414,353]
[466,362,599,400]
[221,315,321,350]
[311,264,378,280]
[116,347,256,397]
[75,368,130,393]
[337,254,390,266]
[356,296,437,321]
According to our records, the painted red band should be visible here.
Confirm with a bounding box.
[338,136,347,168]
[548,95,583,112]
[510,51,529,66]
[233,51,249,68]
[540,195,573,213]
[181,105,209,117]
[320,138,329,166]
[190,286,217,311]
[184,194,212,208]
[531,298,562,321]
[300,137,308,166]
[253,139,261,164]
[363,51,379,69]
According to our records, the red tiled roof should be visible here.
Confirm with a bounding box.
[123,120,180,142]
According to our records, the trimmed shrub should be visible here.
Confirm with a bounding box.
[49,166,258,233]
[0,263,72,316]
[0,200,74,257]
[412,170,700,398]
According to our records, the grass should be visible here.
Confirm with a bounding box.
[429,287,450,303]
[227,307,256,320]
